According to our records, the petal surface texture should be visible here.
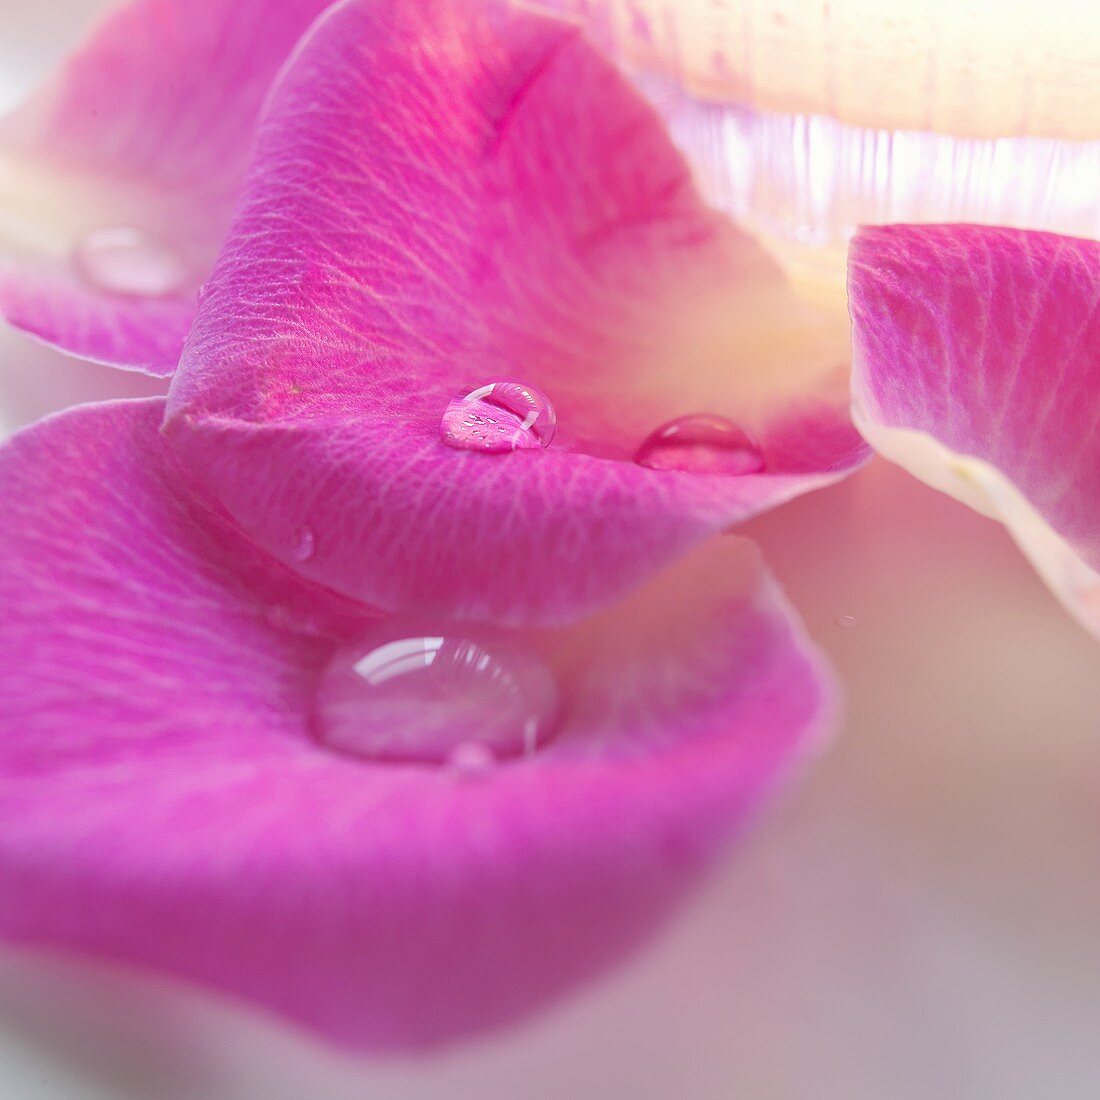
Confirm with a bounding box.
[0,0,334,374]
[165,0,867,626]
[0,398,836,1050]
[849,224,1100,638]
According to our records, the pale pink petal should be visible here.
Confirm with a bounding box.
[0,398,835,1050]
[849,224,1100,637]
[0,0,333,374]
[165,0,867,625]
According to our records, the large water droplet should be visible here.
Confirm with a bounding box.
[440,379,556,453]
[292,525,316,562]
[312,623,558,764]
[73,227,188,297]
[635,414,765,475]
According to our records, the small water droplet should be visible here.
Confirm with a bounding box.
[311,622,558,763]
[448,740,497,779]
[73,226,188,297]
[264,603,326,637]
[265,604,295,631]
[835,614,857,630]
[440,379,556,453]
[635,414,765,475]
[293,525,316,562]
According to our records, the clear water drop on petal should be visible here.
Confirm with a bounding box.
[440,379,556,453]
[835,614,857,630]
[635,414,766,475]
[312,622,559,764]
[73,227,189,298]
[264,603,326,637]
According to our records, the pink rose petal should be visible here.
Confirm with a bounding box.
[165,0,867,625]
[0,0,333,374]
[0,398,836,1050]
[849,224,1100,637]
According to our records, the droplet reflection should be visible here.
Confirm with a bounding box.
[312,623,558,764]
[440,379,556,453]
[448,740,497,779]
[73,227,188,297]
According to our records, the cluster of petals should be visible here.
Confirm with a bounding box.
[2,0,1096,1051]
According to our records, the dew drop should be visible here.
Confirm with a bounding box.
[73,226,189,297]
[440,379,556,453]
[635,414,765,475]
[292,525,316,562]
[835,614,857,630]
[312,622,558,764]
[264,603,325,637]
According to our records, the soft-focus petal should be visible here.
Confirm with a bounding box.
[0,398,836,1051]
[0,0,333,374]
[0,322,166,441]
[849,224,1100,638]
[165,0,867,626]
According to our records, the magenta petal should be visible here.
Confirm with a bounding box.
[0,399,835,1051]
[849,225,1100,637]
[0,0,333,374]
[165,0,867,625]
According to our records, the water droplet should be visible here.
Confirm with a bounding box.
[448,740,497,779]
[73,227,189,297]
[312,623,558,764]
[264,603,326,637]
[293,525,316,562]
[440,379,556,453]
[635,414,765,475]
[834,614,857,630]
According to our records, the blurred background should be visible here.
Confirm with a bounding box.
[1,2,1099,1097]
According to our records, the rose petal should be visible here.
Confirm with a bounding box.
[0,397,835,1050]
[164,0,867,626]
[849,224,1100,638]
[0,0,333,374]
